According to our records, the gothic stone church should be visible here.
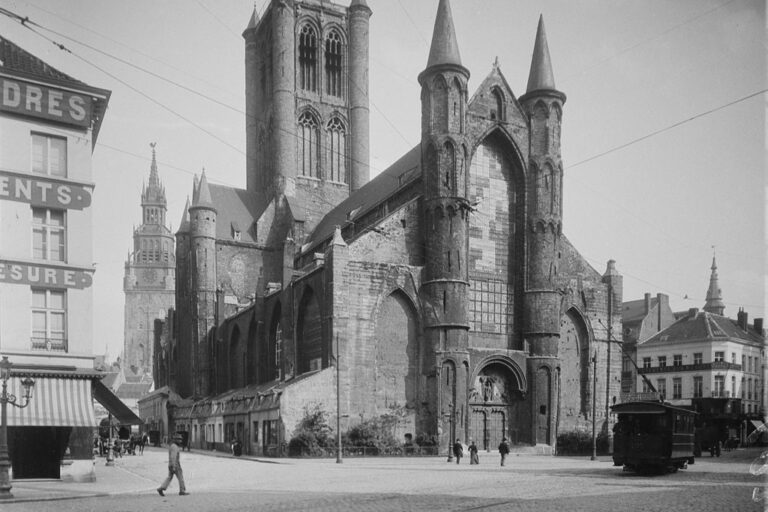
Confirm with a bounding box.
[155,0,622,456]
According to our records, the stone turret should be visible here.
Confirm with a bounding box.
[519,15,566,447]
[189,171,217,397]
[348,0,372,192]
[418,0,472,453]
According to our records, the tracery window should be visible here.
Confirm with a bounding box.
[325,31,343,97]
[299,24,317,91]
[326,118,346,182]
[298,112,319,178]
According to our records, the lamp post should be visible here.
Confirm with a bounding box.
[0,356,35,500]
[335,334,342,464]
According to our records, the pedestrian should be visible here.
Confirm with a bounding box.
[469,440,479,465]
[452,438,464,464]
[498,437,510,466]
[157,433,189,496]
[140,433,148,455]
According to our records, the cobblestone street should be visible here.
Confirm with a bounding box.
[5,446,766,511]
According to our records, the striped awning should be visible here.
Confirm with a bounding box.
[6,377,96,427]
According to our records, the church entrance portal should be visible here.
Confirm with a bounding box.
[468,362,522,450]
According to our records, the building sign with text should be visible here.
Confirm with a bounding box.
[0,260,93,289]
[1,76,93,128]
[0,170,92,210]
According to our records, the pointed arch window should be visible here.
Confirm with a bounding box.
[299,24,318,91]
[325,31,343,97]
[298,112,319,178]
[326,117,346,183]
[491,88,504,122]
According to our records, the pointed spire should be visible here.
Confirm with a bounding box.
[703,249,725,315]
[177,196,191,234]
[193,169,213,208]
[192,173,200,205]
[426,0,463,69]
[245,3,259,30]
[148,142,160,189]
[526,15,557,93]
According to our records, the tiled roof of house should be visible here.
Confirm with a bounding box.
[0,36,82,85]
[622,297,659,324]
[643,310,763,347]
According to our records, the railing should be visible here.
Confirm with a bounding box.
[711,390,731,398]
[639,361,742,374]
[30,337,67,352]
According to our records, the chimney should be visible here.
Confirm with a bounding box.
[688,307,698,319]
[656,293,667,331]
[755,318,764,336]
[737,308,748,330]
[644,293,651,315]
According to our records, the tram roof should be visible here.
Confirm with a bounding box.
[611,400,697,416]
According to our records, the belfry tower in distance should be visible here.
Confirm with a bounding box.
[123,143,176,375]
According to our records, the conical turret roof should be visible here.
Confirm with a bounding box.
[526,15,557,93]
[177,197,190,234]
[703,253,725,315]
[245,5,259,31]
[192,169,214,209]
[426,0,463,69]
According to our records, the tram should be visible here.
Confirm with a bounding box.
[611,400,697,473]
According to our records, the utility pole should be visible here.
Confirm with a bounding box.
[591,351,597,461]
[336,333,342,464]
[605,282,613,453]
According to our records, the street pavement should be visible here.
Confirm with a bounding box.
[3,445,766,511]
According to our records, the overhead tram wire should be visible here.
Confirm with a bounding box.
[2,7,764,233]
[18,0,243,103]
[194,0,244,40]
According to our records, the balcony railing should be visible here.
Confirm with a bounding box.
[711,390,731,398]
[31,337,68,352]
[639,361,742,374]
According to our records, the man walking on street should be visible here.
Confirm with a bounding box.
[157,433,189,496]
[498,437,510,466]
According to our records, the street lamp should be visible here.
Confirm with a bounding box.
[0,356,35,500]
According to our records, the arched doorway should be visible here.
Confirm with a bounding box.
[468,360,524,450]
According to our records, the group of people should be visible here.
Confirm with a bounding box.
[452,437,511,466]
[93,433,149,458]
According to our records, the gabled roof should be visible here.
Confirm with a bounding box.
[306,144,422,251]
[623,297,659,324]
[0,36,82,86]
[643,310,763,347]
[209,184,260,244]
[115,381,153,400]
[0,36,111,144]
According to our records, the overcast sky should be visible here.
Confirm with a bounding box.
[1,0,765,361]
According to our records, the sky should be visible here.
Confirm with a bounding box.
[0,0,765,361]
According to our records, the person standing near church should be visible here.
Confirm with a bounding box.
[498,437,510,466]
[469,440,480,465]
[157,433,189,496]
[452,438,464,464]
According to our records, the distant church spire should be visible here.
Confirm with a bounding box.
[426,0,463,69]
[703,248,725,315]
[526,15,557,93]
[142,142,166,205]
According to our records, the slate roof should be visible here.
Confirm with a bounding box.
[209,184,261,244]
[643,310,763,347]
[116,381,153,400]
[306,144,422,250]
[0,36,82,86]
[622,297,659,324]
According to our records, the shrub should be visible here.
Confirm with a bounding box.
[343,409,403,454]
[556,430,610,455]
[287,404,334,456]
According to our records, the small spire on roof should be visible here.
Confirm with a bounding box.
[426,0,463,69]
[526,14,557,93]
[703,247,725,315]
[193,168,213,208]
[245,2,259,30]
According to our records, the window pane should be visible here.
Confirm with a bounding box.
[33,228,46,259]
[31,134,46,173]
[49,211,65,227]
[32,290,47,308]
[49,137,67,176]
[32,311,47,330]
[50,312,65,331]
[49,291,65,309]
[50,230,65,261]
[32,209,46,224]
